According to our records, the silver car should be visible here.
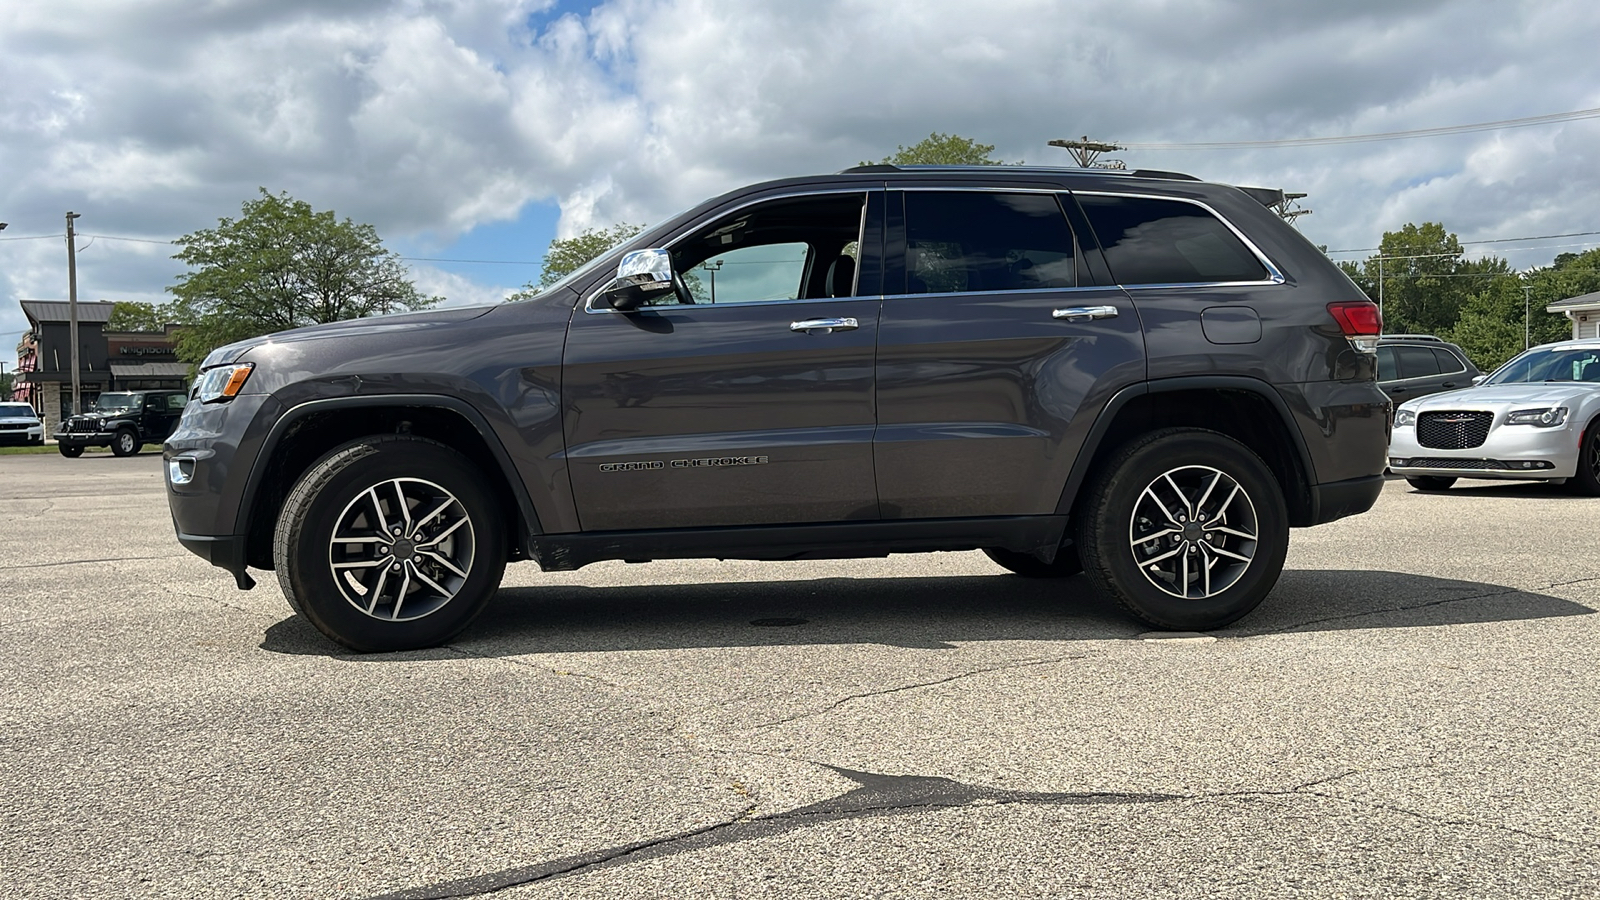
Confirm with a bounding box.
[1388,340,1600,492]
[0,402,45,446]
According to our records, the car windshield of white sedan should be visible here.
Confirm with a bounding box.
[94,393,140,412]
[0,404,37,419]
[1487,348,1600,385]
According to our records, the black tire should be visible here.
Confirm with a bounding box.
[1074,428,1289,631]
[1568,421,1600,496]
[273,435,509,652]
[110,428,140,457]
[1405,475,1457,492]
[984,545,1083,578]
[58,443,84,458]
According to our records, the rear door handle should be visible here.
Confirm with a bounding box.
[1441,381,1457,388]
[790,317,859,334]
[1052,305,1119,322]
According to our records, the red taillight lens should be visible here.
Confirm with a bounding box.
[1327,301,1382,336]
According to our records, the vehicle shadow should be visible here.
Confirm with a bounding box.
[260,568,1593,657]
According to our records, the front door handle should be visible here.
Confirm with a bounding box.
[1052,305,1119,322]
[1441,381,1457,388]
[790,317,859,334]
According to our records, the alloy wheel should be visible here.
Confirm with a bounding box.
[327,477,476,621]
[1128,465,1259,600]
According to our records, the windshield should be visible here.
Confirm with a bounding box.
[1486,347,1600,385]
[0,404,37,418]
[94,393,141,412]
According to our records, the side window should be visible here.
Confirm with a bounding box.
[903,192,1076,295]
[1077,195,1270,285]
[1396,346,1441,379]
[169,393,188,410]
[684,243,809,304]
[665,193,868,306]
[1432,348,1467,376]
[1376,346,1397,381]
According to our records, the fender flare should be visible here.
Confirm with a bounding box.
[232,393,543,545]
[1054,376,1318,519]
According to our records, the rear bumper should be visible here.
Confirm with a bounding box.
[1308,474,1384,524]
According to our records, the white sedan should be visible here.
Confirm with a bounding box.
[1388,340,1600,492]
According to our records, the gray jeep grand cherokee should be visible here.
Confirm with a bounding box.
[166,165,1389,651]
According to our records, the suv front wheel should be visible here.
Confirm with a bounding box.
[273,436,508,652]
[1075,428,1289,631]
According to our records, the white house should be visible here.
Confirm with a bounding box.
[1547,290,1600,340]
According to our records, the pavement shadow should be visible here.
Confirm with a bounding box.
[260,568,1593,657]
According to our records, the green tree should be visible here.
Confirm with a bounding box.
[1342,223,1497,336]
[167,189,436,362]
[105,301,177,333]
[507,223,644,302]
[866,132,1013,166]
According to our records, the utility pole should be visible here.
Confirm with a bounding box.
[1270,192,1313,224]
[66,211,82,416]
[1377,255,1384,321]
[1048,137,1127,169]
[1524,284,1532,350]
[700,259,723,304]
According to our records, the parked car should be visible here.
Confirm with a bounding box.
[1376,335,1481,402]
[0,402,45,446]
[165,164,1390,651]
[57,390,188,457]
[1389,339,1600,492]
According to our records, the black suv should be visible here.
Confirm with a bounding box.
[59,390,188,457]
[165,165,1389,651]
[1375,335,1481,402]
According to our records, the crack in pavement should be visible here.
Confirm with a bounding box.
[358,766,1179,900]
[752,653,1091,730]
[358,760,1593,899]
[0,554,184,571]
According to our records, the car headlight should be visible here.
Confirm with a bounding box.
[1505,407,1568,427]
[1394,409,1416,427]
[194,363,254,403]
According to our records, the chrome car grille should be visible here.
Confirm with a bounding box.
[1417,411,1493,449]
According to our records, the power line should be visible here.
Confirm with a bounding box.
[1123,105,1600,150]
[1326,229,1600,255]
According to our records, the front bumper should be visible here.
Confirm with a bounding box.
[1389,419,1581,481]
[56,430,117,447]
[0,428,44,445]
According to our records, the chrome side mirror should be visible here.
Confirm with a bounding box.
[1471,375,1486,385]
[600,248,675,312]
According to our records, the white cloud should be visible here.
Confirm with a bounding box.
[5,0,1600,344]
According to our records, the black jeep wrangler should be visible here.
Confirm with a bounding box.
[166,165,1389,651]
[58,390,188,457]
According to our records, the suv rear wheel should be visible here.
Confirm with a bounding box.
[273,435,508,652]
[1075,428,1288,631]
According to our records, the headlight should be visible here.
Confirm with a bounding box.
[1505,407,1568,427]
[1394,409,1416,427]
[194,363,254,403]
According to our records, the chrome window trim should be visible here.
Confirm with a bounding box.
[1072,190,1287,287]
[881,284,1119,302]
[582,187,876,315]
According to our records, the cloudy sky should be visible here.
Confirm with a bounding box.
[3,0,1600,349]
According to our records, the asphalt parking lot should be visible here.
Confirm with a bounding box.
[1,451,1597,899]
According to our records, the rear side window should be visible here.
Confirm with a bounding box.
[1433,348,1467,375]
[903,192,1076,295]
[1077,195,1270,286]
[1396,346,1441,378]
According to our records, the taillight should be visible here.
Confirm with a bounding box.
[1327,301,1382,353]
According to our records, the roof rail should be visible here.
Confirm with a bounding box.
[836,163,1200,180]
